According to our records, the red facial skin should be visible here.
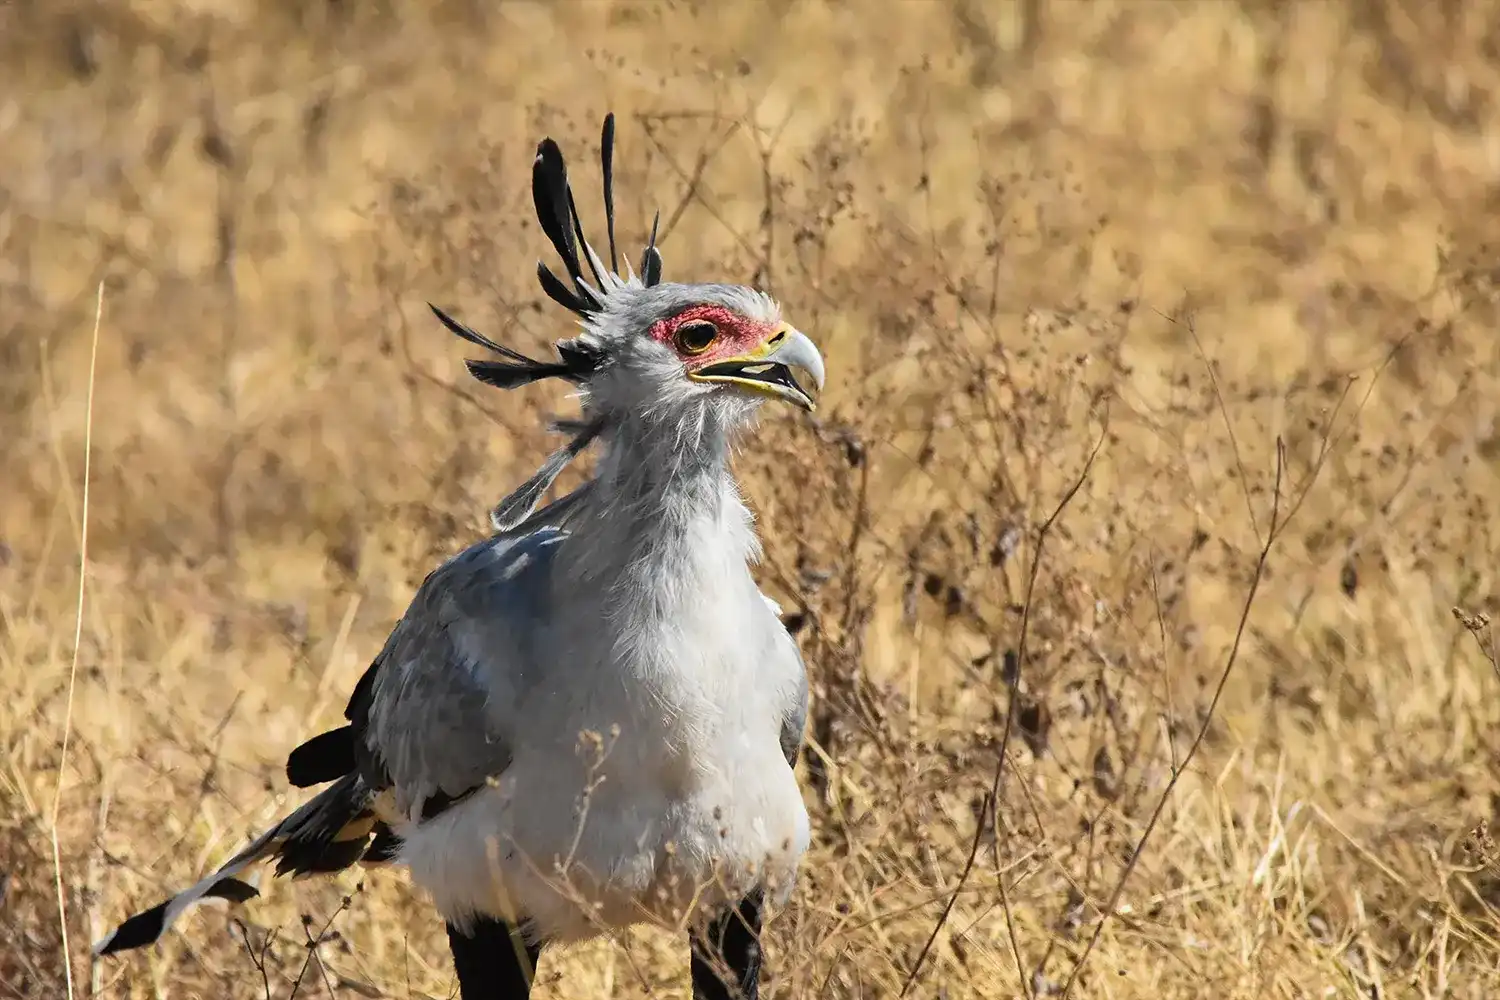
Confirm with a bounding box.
[647,305,778,367]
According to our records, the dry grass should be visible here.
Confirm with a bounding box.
[5,1,1500,997]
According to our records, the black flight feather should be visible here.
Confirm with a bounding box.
[601,112,619,275]
[286,725,355,788]
[343,656,391,792]
[278,836,370,876]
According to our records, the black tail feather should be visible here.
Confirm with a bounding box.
[94,775,380,956]
[96,878,260,956]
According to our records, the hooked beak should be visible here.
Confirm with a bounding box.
[687,324,825,411]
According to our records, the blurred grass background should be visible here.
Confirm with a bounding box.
[4,1,1500,997]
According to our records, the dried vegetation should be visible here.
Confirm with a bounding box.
[4,1,1500,997]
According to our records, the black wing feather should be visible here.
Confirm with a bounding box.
[343,656,391,792]
[286,725,355,788]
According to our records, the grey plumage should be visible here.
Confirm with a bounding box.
[95,113,822,999]
[363,527,562,821]
[489,418,606,531]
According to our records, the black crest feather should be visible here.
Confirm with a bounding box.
[568,185,606,290]
[601,113,619,275]
[557,340,606,371]
[432,113,661,394]
[464,358,576,390]
[532,114,665,308]
[532,139,602,313]
[429,303,592,389]
[536,261,591,315]
[641,210,663,287]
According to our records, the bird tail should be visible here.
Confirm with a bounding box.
[93,773,396,956]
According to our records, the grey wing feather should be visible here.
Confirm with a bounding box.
[96,495,581,957]
[495,480,595,539]
[363,526,567,819]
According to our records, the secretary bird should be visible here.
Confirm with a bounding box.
[94,113,823,1000]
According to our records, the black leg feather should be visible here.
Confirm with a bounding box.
[690,891,764,1000]
[447,916,544,1000]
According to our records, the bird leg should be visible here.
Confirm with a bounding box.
[689,890,765,1000]
[446,916,544,999]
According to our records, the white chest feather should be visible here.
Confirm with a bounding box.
[399,500,810,941]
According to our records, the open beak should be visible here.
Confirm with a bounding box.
[687,324,825,411]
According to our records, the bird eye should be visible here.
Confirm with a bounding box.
[674,320,718,356]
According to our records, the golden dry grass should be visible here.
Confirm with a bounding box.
[5,0,1500,997]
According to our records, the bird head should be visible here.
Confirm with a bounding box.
[428,113,825,530]
[566,281,823,424]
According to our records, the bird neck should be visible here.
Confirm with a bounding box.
[570,405,760,589]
